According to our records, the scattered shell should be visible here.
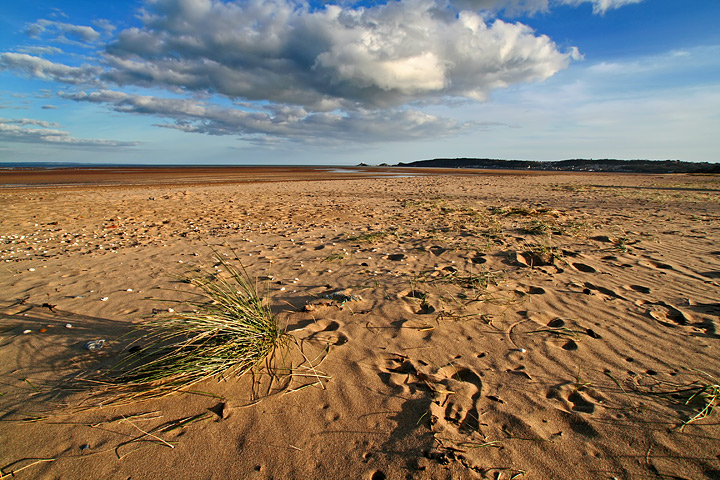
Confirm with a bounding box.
[84,339,106,351]
[65,323,73,328]
[28,268,35,272]
[100,297,109,301]
[22,329,32,334]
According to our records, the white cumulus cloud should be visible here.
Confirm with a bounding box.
[25,19,101,44]
[60,89,474,143]
[1,0,645,145]
[102,0,574,109]
[0,117,139,147]
[453,0,643,15]
[0,53,101,85]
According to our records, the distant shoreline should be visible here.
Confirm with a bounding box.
[0,165,582,189]
[3,157,719,175]
[397,158,720,174]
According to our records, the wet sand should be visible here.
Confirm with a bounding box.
[0,165,561,188]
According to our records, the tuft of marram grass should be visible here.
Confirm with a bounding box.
[96,253,287,403]
[627,368,719,431]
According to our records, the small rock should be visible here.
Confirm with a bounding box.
[22,329,32,334]
[65,323,73,328]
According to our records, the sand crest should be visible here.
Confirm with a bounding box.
[1,170,719,479]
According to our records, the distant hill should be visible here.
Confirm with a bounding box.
[397,158,720,174]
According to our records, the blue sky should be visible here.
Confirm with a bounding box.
[1,0,718,165]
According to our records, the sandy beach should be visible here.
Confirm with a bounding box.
[1,168,719,479]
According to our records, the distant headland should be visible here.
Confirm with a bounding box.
[395,158,720,174]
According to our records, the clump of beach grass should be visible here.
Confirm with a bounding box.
[677,380,719,430]
[628,369,719,431]
[523,219,554,236]
[90,251,288,404]
[658,371,719,431]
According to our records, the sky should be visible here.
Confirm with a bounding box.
[0,0,719,165]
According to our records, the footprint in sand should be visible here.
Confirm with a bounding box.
[399,290,437,315]
[638,258,675,271]
[572,263,597,273]
[627,284,651,294]
[647,302,692,327]
[583,282,625,300]
[471,254,487,264]
[547,318,565,328]
[430,365,483,432]
[568,391,595,414]
[377,355,425,394]
[393,318,435,341]
[415,302,435,315]
[515,250,555,267]
[548,383,603,415]
[298,319,348,345]
[403,290,426,300]
[649,260,674,270]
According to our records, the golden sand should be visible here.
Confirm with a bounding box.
[1,169,719,479]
